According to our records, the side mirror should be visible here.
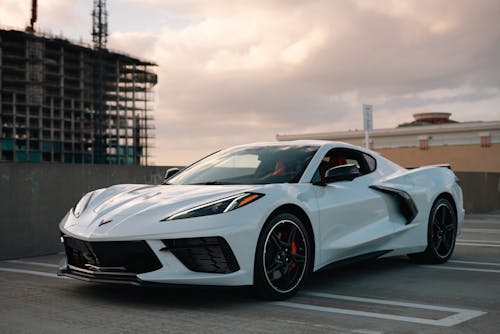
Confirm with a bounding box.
[325,164,360,183]
[163,168,180,184]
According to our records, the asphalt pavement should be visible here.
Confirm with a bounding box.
[1,214,499,334]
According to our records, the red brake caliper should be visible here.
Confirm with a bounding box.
[290,241,297,270]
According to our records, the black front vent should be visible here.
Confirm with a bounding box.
[162,237,240,274]
[63,236,162,274]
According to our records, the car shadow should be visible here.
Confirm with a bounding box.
[305,255,416,290]
[69,282,256,308]
[67,256,415,305]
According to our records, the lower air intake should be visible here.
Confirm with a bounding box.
[63,236,162,274]
[162,237,240,274]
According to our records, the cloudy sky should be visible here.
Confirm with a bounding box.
[1,0,500,165]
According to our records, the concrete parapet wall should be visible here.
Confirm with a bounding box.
[0,164,498,260]
[455,172,500,213]
[0,163,173,260]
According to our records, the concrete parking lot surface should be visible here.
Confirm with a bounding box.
[1,214,499,334]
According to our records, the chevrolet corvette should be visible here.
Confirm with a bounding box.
[59,141,464,299]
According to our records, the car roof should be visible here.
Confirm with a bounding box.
[233,140,374,153]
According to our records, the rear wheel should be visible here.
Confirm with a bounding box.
[409,197,457,264]
[254,213,311,300]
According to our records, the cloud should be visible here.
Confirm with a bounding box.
[1,0,90,40]
[111,0,500,164]
[0,1,30,27]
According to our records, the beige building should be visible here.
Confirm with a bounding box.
[277,113,500,172]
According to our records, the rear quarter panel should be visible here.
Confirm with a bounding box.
[375,166,464,256]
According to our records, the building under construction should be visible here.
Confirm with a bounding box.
[0,28,157,165]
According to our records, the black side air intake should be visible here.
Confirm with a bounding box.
[370,185,418,224]
[161,237,240,274]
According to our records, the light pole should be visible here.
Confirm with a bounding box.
[363,104,373,149]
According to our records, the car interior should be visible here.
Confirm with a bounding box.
[315,148,376,183]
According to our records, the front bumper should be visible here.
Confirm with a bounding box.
[58,233,252,286]
[59,197,272,286]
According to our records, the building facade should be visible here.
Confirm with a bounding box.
[277,113,500,172]
[0,29,157,165]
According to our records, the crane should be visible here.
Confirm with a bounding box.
[26,0,37,32]
[92,0,108,49]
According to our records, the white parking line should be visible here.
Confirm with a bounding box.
[5,260,59,268]
[456,242,500,248]
[274,291,485,327]
[449,260,500,267]
[303,291,475,312]
[464,219,500,225]
[461,228,500,234]
[456,239,500,244]
[420,265,500,274]
[0,267,67,279]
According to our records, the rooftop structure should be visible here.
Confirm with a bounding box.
[277,114,500,172]
[0,28,157,164]
[398,112,457,127]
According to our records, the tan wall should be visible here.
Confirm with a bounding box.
[376,144,500,172]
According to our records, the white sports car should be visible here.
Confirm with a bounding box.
[59,141,464,299]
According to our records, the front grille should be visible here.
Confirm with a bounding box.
[63,236,162,274]
[162,237,240,274]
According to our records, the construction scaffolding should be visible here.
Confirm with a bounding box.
[0,29,157,165]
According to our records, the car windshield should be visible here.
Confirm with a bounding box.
[168,145,319,185]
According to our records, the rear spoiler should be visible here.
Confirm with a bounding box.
[407,164,452,170]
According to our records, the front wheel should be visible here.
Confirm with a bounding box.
[409,198,457,264]
[254,213,311,300]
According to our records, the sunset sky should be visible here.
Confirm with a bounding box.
[1,0,500,165]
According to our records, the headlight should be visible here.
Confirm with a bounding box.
[72,192,94,218]
[162,192,264,221]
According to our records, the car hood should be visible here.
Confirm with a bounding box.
[61,183,263,238]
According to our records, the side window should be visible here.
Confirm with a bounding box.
[363,153,377,172]
[315,148,376,182]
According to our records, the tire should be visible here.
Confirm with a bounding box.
[254,212,312,300]
[408,197,457,264]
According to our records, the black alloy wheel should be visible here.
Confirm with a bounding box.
[409,197,457,264]
[254,213,311,300]
[431,202,456,258]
